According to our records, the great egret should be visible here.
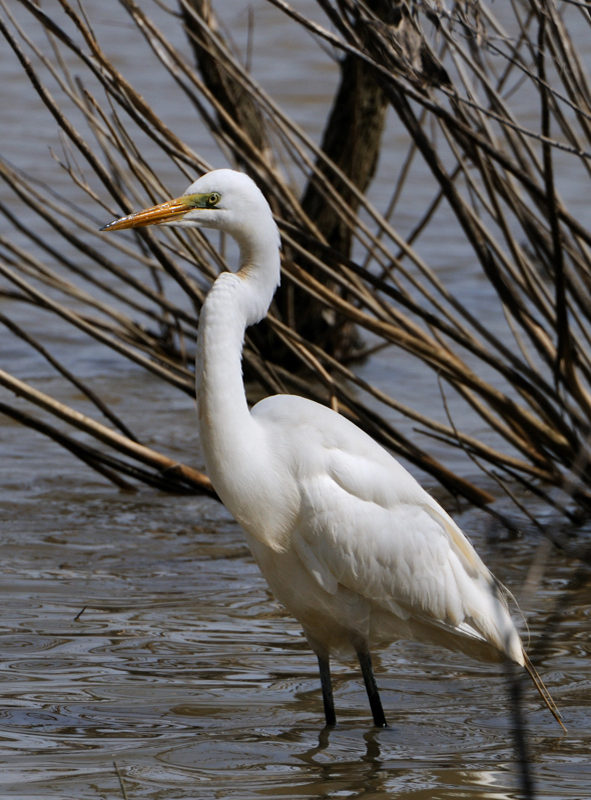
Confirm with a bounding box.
[102,169,562,729]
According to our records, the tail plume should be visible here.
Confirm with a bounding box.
[523,652,566,732]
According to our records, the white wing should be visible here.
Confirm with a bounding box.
[254,395,523,663]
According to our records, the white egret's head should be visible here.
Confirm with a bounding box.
[101,169,276,247]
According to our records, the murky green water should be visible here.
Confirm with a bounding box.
[1,2,591,798]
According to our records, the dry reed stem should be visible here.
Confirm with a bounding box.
[0,368,214,495]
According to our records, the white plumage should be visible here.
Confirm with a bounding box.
[102,168,561,729]
[248,394,521,662]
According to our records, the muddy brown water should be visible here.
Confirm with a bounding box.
[1,2,591,798]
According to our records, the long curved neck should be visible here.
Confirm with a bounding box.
[195,225,280,513]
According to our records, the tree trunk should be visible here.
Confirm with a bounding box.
[181,0,389,363]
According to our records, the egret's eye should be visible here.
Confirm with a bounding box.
[207,192,221,207]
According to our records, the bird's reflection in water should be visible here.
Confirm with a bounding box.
[291,726,390,797]
[281,726,515,800]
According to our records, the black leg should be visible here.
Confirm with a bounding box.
[357,650,387,728]
[317,654,336,726]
